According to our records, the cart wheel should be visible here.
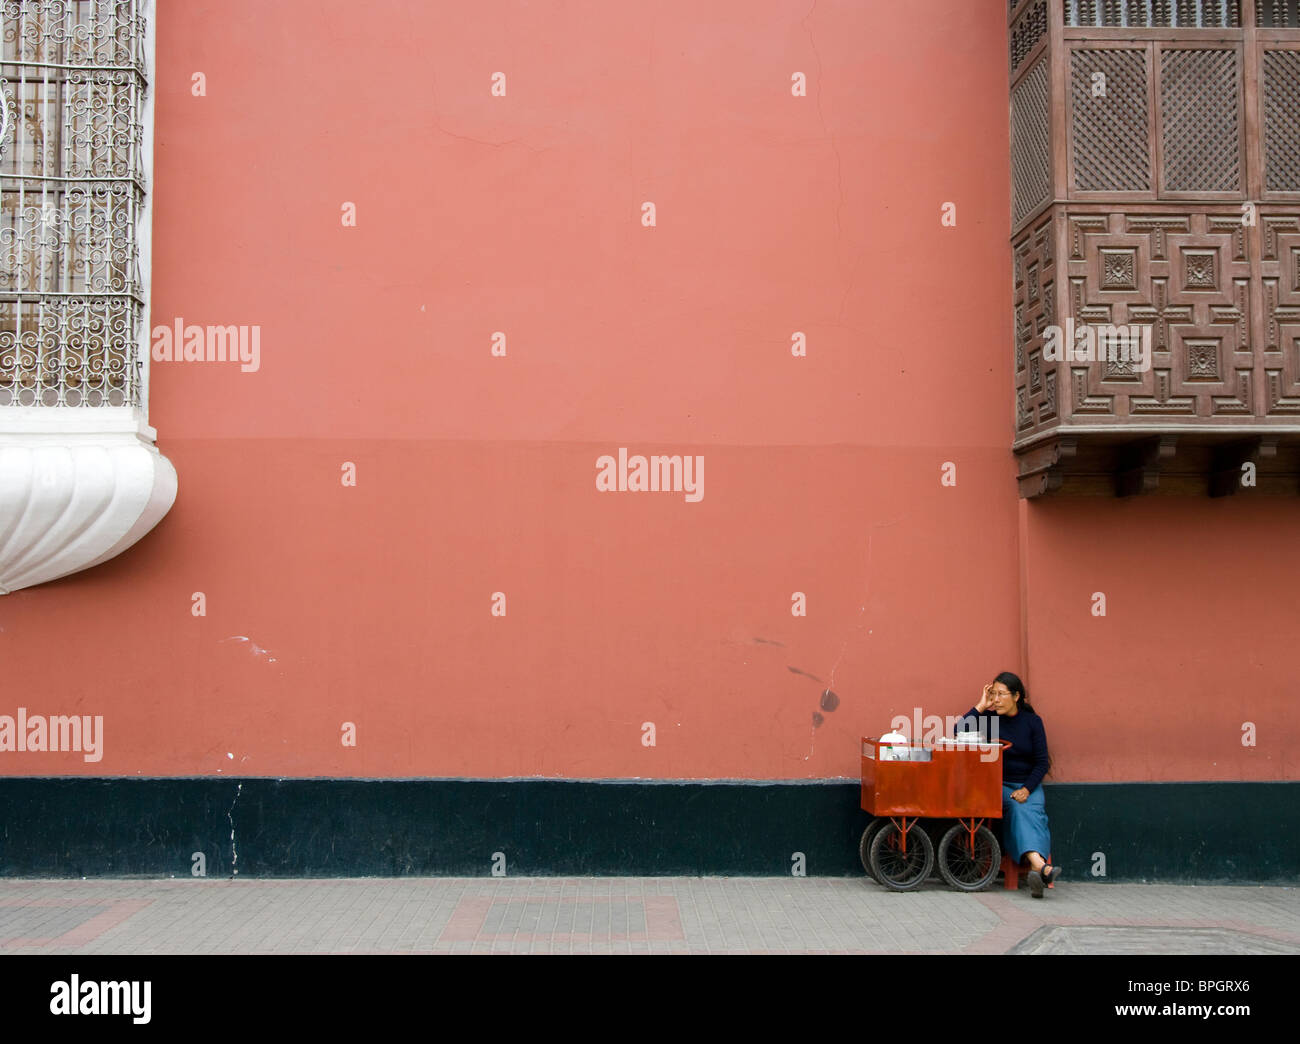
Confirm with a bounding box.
[937,823,1001,892]
[858,819,886,881]
[868,821,934,891]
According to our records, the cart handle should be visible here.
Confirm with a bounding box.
[948,738,1013,750]
[863,736,1013,750]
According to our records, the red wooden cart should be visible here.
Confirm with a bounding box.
[859,735,1010,891]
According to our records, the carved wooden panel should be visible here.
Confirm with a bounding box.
[1011,56,1052,226]
[1071,48,1151,193]
[1010,0,1048,77]
[1012,214,1059,436]
[1260,214,1300,414]
[1065,209,1253,418]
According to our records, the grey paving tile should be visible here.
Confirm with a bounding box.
[0,878,1295,955]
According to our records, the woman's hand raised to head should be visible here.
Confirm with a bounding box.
[975,683,994,713]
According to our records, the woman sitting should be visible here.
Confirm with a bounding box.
[957,671,1060,898]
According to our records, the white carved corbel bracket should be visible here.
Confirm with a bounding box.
[0,434,177,594]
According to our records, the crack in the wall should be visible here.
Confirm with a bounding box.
[827,532,875,692]
[807,518,906,758]
[227,782,243,878]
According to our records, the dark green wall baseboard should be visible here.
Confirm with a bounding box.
[0,779,1294,881]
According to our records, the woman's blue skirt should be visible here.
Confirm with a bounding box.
[1000,783,1051,861]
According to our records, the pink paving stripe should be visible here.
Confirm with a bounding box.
[0,899,152,950]
[642,896,685,940]
[438,897,494,941]
[439,895,685,943]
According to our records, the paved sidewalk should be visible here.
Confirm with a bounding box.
[0,877,1296,954]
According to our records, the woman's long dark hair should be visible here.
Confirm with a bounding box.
[993,670,1051,777]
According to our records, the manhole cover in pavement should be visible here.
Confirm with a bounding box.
[1010,925,1300,955]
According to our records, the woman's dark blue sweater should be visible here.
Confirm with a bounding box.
[957,707,1050,793]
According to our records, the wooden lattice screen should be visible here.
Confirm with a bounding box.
[1008,0,1300,495]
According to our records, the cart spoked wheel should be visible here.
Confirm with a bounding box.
[937,823,1001,892]
[868,820,934,891]
[858,819,886,881]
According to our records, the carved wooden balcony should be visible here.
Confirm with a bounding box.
[1009,0,1300,495]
